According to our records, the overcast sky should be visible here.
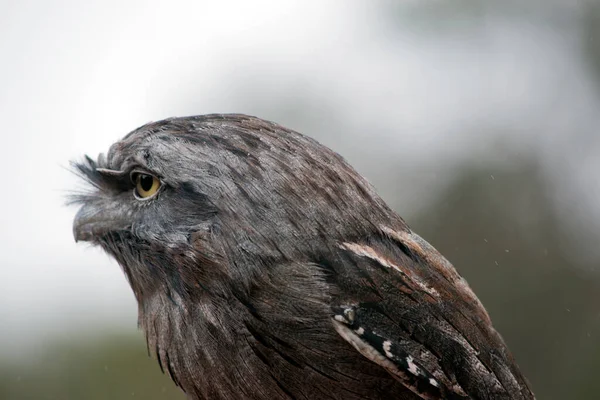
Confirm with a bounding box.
[1,0,598,358]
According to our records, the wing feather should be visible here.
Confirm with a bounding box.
[329,226,534,400]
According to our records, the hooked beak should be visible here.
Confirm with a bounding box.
[72,166,129,242]
[73,202,130,242]
[73,206,108,242]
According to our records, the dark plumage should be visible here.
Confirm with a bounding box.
[72,114,535,399]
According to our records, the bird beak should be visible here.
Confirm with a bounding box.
[73,203,129,242]
[73,206,106,242]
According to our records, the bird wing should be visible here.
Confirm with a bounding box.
[327,225,534,400]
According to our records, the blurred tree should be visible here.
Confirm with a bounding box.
[2,158,598,400]
[410,159,600,400]
[582,0,600,90]
[0,333,185,400]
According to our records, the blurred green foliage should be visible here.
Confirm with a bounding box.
[411,160,600,400]
[2,159,598,399]
[0,333,185,400]
[2,2,599,399]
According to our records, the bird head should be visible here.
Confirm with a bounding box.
[72,114,393,301]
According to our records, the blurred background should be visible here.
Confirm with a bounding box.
[1,0,599,399]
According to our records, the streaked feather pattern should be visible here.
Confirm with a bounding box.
[72,114,535,399]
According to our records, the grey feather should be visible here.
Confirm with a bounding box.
[72,114,535,399]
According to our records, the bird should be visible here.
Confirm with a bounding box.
[72,114,535,400]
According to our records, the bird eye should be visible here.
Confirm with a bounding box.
[132,172,161,199]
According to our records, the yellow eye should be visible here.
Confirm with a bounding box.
[133,173,161,199]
